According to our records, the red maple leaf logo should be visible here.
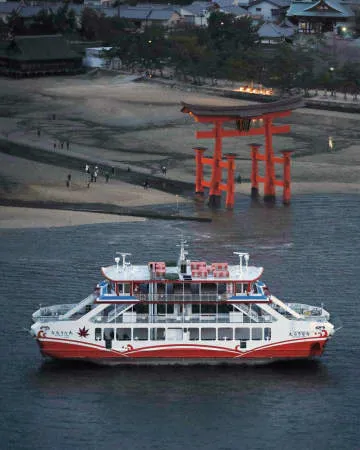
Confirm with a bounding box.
[78,326,89,338]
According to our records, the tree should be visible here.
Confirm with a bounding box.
[267,42,304,92]
[80,7,103,41]
[7,10,27,35]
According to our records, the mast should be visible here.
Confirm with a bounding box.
[177,238,188,274]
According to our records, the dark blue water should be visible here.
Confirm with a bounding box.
[1,194,359,450]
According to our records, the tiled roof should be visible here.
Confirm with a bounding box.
[220,5,248,15]
[249,0,291,8]
[148,9,178,20]
[287,0,353,17]
[258,21,295,37]
[181,1,212,15]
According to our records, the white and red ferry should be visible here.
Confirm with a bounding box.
[31,241,337,364]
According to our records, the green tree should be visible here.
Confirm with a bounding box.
[7,10,27,35]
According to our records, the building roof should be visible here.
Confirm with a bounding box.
[181,2,212,16]
[287,0,354,18]
[220,5,249,15]
[249,0,291,8]
[148,8,179,21]
[1,35,82,61]
[258,21,295,37]
[181,96,304,119]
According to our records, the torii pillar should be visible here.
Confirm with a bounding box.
[264,116,276,203]
[281,150,293,205]
[208,121,223,208]
[250,143,261,199]
[194,146,207,195]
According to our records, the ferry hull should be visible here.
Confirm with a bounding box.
[37,337,328,365]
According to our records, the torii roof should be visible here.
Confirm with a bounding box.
[181,96,304,119]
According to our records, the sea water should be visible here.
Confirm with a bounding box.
[0,194,359,450]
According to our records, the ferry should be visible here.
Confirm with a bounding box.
[31,241,337,364]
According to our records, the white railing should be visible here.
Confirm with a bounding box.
[90,313,274,324]
[234,303,259,322]
[136,293,229,302]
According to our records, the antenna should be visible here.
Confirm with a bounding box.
[116,252,132,269]
[233,252,250,274]
[176,236,188,261]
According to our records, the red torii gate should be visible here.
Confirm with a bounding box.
[181,96,304,208]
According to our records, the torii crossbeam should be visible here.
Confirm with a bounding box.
[181,96,304,208]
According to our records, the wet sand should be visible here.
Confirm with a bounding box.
[1,73,360,228]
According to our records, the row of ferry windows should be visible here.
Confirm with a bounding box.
[96,327,272,341]
[101,303,264,315]
[112,282,255,295]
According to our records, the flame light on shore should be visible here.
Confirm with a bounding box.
[233,86,273,96]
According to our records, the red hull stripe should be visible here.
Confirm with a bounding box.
[37,337,328,360]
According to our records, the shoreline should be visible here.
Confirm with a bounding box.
[1,75,360,229]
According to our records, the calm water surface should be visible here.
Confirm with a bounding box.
[1,194,359,450]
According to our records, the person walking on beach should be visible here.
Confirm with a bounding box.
[85,164,90,174]
[66,140,70,150]
[161,165,167,176]
[143,179,149,189]
[105,172,110,183]
[94,166,99,182]
[66,173,71,188]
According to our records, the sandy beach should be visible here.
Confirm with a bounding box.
[1,73,360,228]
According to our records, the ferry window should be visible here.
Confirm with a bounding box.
[201,328,216,340]
[134,303,149,314]
[192,304,200,314]
[201,283,216,295]
[139,283,149,294]
[191,284,200,294]
[133,328,148,340]
[264,327,271,341]
[116,328,131,340]
[123,283,130,294]
[235,283,244,293]
[218,284,226,294]
[252,328,262,340]
[218,304,232,314]
[235,328,250,340]
[167,304,174,314]
[189,328,199,340]
[95,328,102,341]
[201,304,216,314]
[104,328,114,340]
[150,328,165,340]
[157,304,166,315]
[165,283,174,295]
[218,328,233,340]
